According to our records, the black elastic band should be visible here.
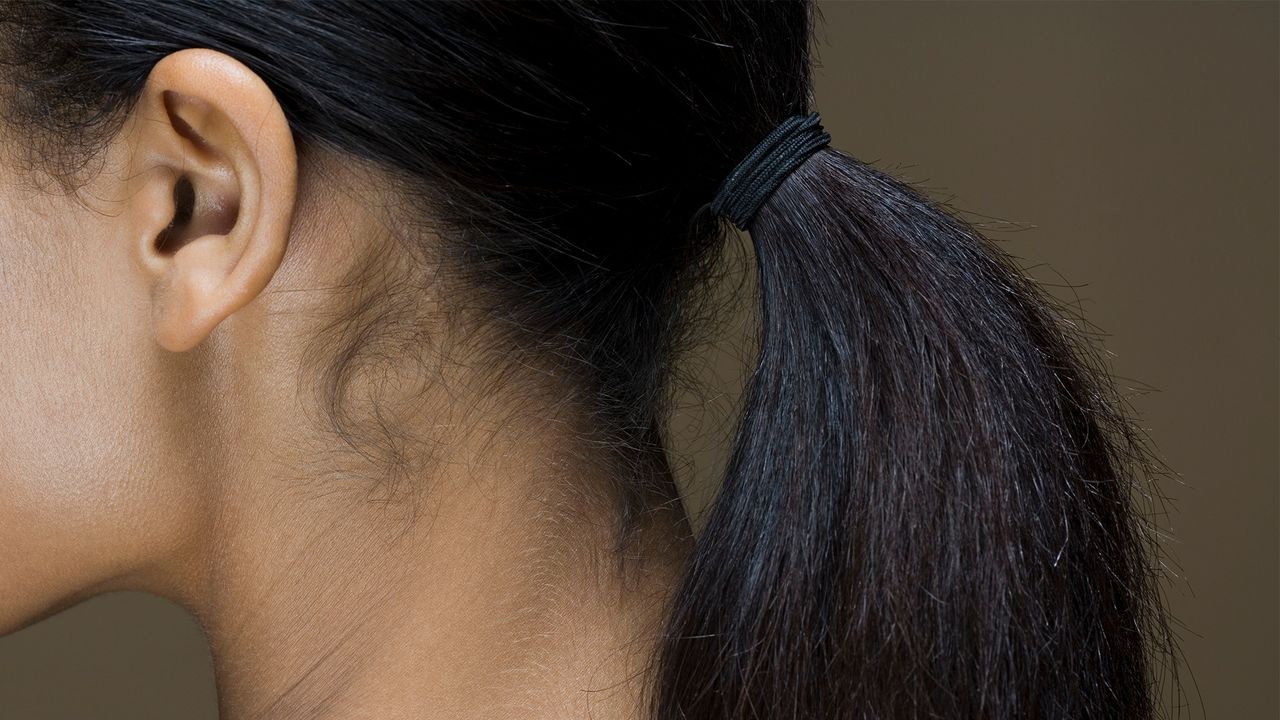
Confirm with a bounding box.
[709,111,831,231]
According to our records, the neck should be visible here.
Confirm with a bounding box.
[161,360,691,720]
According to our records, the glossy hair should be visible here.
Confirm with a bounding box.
[0,1,1183,718]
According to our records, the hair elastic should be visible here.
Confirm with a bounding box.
[709,110,832,231]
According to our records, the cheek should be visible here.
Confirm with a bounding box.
[0,191,164,634]
[0,368,149,634]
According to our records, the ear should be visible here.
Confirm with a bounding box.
[123,48,296,352]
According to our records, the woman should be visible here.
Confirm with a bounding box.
[0,1,1180,718]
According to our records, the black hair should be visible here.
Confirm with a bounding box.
[0,1,1183,718]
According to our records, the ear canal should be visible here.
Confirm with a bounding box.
[153,174,240,255]
[155,175,197,255]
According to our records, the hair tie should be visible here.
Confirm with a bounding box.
[709,111,832,231]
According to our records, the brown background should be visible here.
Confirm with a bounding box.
[0,2,1275,718]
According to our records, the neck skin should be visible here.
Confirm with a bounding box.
[194,422,687,720]
[131,160,693,720]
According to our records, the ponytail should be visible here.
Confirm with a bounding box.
[654,146,1176,719]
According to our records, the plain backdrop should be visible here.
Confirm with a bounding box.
[1,2,1275,718]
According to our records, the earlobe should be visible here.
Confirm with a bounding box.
[123,49,297,353]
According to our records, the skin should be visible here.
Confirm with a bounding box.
[0,49,691,719]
